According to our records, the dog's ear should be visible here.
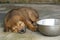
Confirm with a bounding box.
[28,10,39,22]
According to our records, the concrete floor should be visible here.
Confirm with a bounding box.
[0,4,60,40]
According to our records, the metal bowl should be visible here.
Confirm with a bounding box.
[36,19,60,36]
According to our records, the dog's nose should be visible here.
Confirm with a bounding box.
[19,27,26,34]
[21,30,25,32]
[19,29,26,34]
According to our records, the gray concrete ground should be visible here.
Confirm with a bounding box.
[0,4,60,40]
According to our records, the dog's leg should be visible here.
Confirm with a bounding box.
[4,26,9,32]
[24,20,37,31]
[4,22,10,32]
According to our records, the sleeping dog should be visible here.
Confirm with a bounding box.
[4,7,39,33]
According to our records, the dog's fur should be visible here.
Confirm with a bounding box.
[4,7,39,33]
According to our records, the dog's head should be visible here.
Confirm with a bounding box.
[12,21,26,33]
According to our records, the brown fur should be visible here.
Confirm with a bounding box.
[4,7,39,32]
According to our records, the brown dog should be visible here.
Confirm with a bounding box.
[4,7,39,33]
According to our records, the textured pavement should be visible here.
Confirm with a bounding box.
[0,4,60,40]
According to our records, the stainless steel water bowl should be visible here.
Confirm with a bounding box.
[37,19,60,36]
